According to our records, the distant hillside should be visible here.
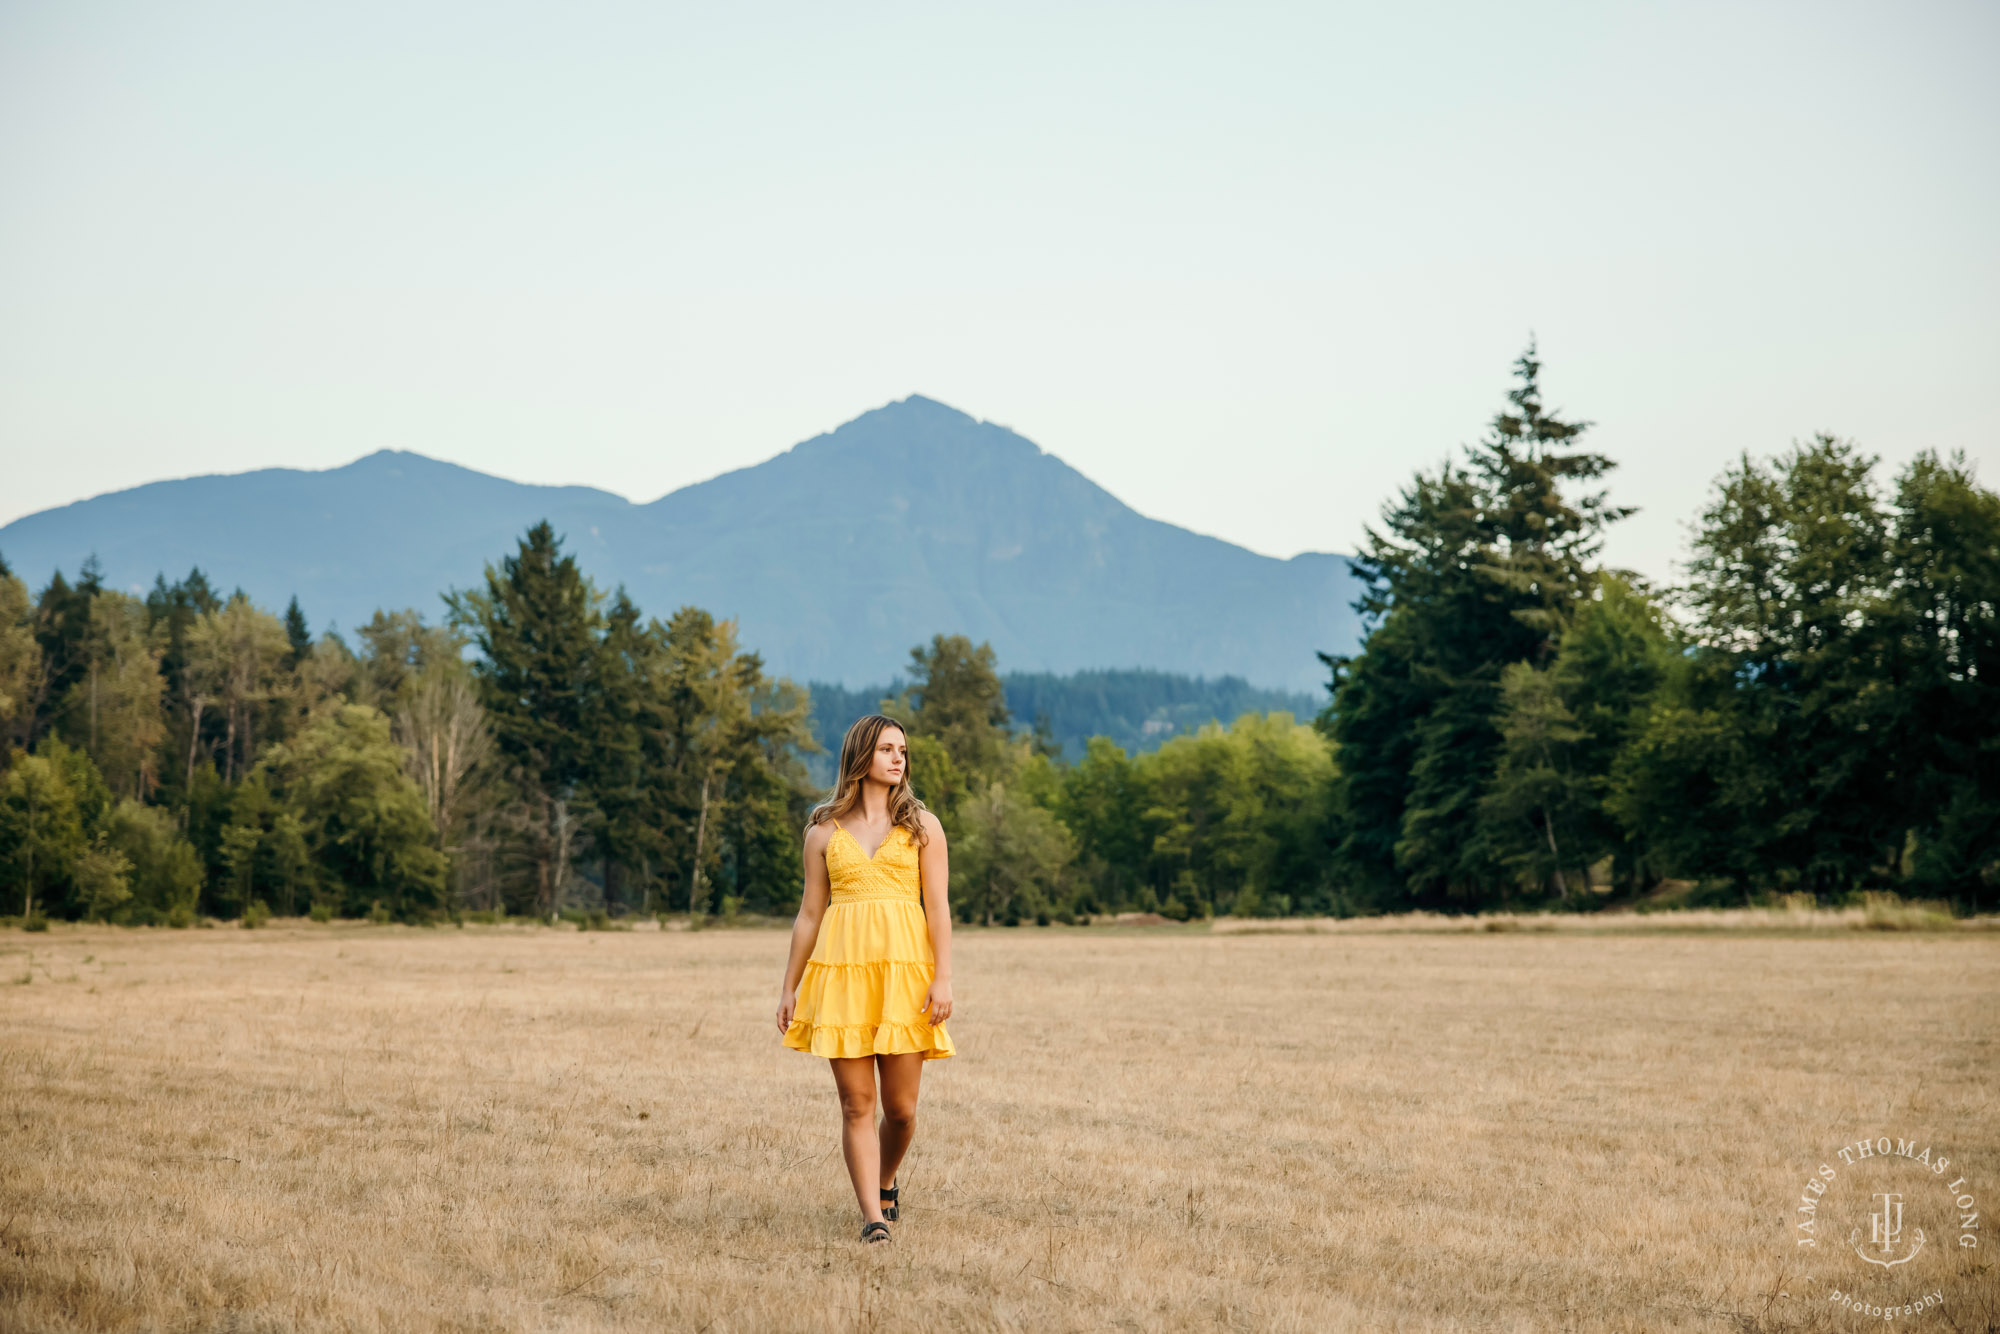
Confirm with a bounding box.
[803,669,1324,786]
[0,395,1364,693]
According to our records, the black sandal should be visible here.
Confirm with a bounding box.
[860,1220,891,1244]
[879,1182,899,1222]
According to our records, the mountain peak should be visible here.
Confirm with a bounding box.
[846,393,980,430]
[787,394,1046,469]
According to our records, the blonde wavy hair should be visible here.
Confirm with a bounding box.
[807,713,931,849]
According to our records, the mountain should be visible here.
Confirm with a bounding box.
[0,395,1363,693]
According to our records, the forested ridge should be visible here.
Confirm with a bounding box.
[3,348,1995,925]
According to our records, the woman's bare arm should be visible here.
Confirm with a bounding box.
[775,823,834,1032]
[916,810,954,1025]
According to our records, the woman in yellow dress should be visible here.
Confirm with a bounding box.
[775,714,955,1245]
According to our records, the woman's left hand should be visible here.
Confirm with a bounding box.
[923,980,953,1026]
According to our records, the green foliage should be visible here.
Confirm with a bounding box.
[1478,661,1593,899]
[1137,713,1334,918]
[106,799,203,924]
[447,522,604,916]
[256,704,446,920]
[451,521,603,791]
[0,566,42,753]
[37,736,114,836]
[31,559,106,747]
[1324,364,1999,911]
[951,779,1074,925]
[168,593,295,795]
[73,838,134,920]
[999,670,1319,765]
[1880,453,2000,902]
[879,633,1015,832]
[1056,737,1152,911]
[1478,577,1677,900]
[812,671,1321,784]
[52,591,166,800]
[902,733,969,826]
[1640,439,2000,906]
[282,597,312,668]
[890,635,1013,783]
[0,752,86,918]
[1324,345,1624,908]
[352,609,463,711]
[442,523,818,922]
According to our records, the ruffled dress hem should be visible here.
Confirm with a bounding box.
[782,1017,955,1060]
[783,956,955,1060]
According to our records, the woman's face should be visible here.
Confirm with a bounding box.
[866,727,907,788]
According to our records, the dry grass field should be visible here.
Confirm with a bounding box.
[2,916,1995,1333]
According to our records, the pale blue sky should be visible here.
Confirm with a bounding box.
[2,1,1995,581]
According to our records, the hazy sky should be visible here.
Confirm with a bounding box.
[3,1,1995,581]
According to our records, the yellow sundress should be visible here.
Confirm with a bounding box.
[782,819,956,1061]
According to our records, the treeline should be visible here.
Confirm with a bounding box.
[3,347,1994,924]
[1321,346,1999,914]
[0,512,1334,926]
[0,523,818,924]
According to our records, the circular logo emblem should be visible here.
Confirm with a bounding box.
[1789,1134,1981,1321]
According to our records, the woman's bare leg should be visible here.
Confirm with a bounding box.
[830,1056,886,1223]
[875,1052,923,1194]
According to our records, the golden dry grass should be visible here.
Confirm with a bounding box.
[2,919,1995,1333]
[1204,898,1999,934]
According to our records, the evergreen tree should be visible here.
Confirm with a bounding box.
[446,522,605,916]
[146,568,222,807]
[577,590,652,911]
[1323,345,1627,908]
[899,635,1011,780]
[30,558,104,745]
[884,633,1013,824]
[282,597,312,668]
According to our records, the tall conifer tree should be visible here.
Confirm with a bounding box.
[447,521,604,917]
[1323,344,1626,907]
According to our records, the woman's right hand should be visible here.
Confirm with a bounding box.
[775,991,796,1034]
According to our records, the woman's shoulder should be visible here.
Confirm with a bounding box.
[803,819,835,853]
[913,808,946,840]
